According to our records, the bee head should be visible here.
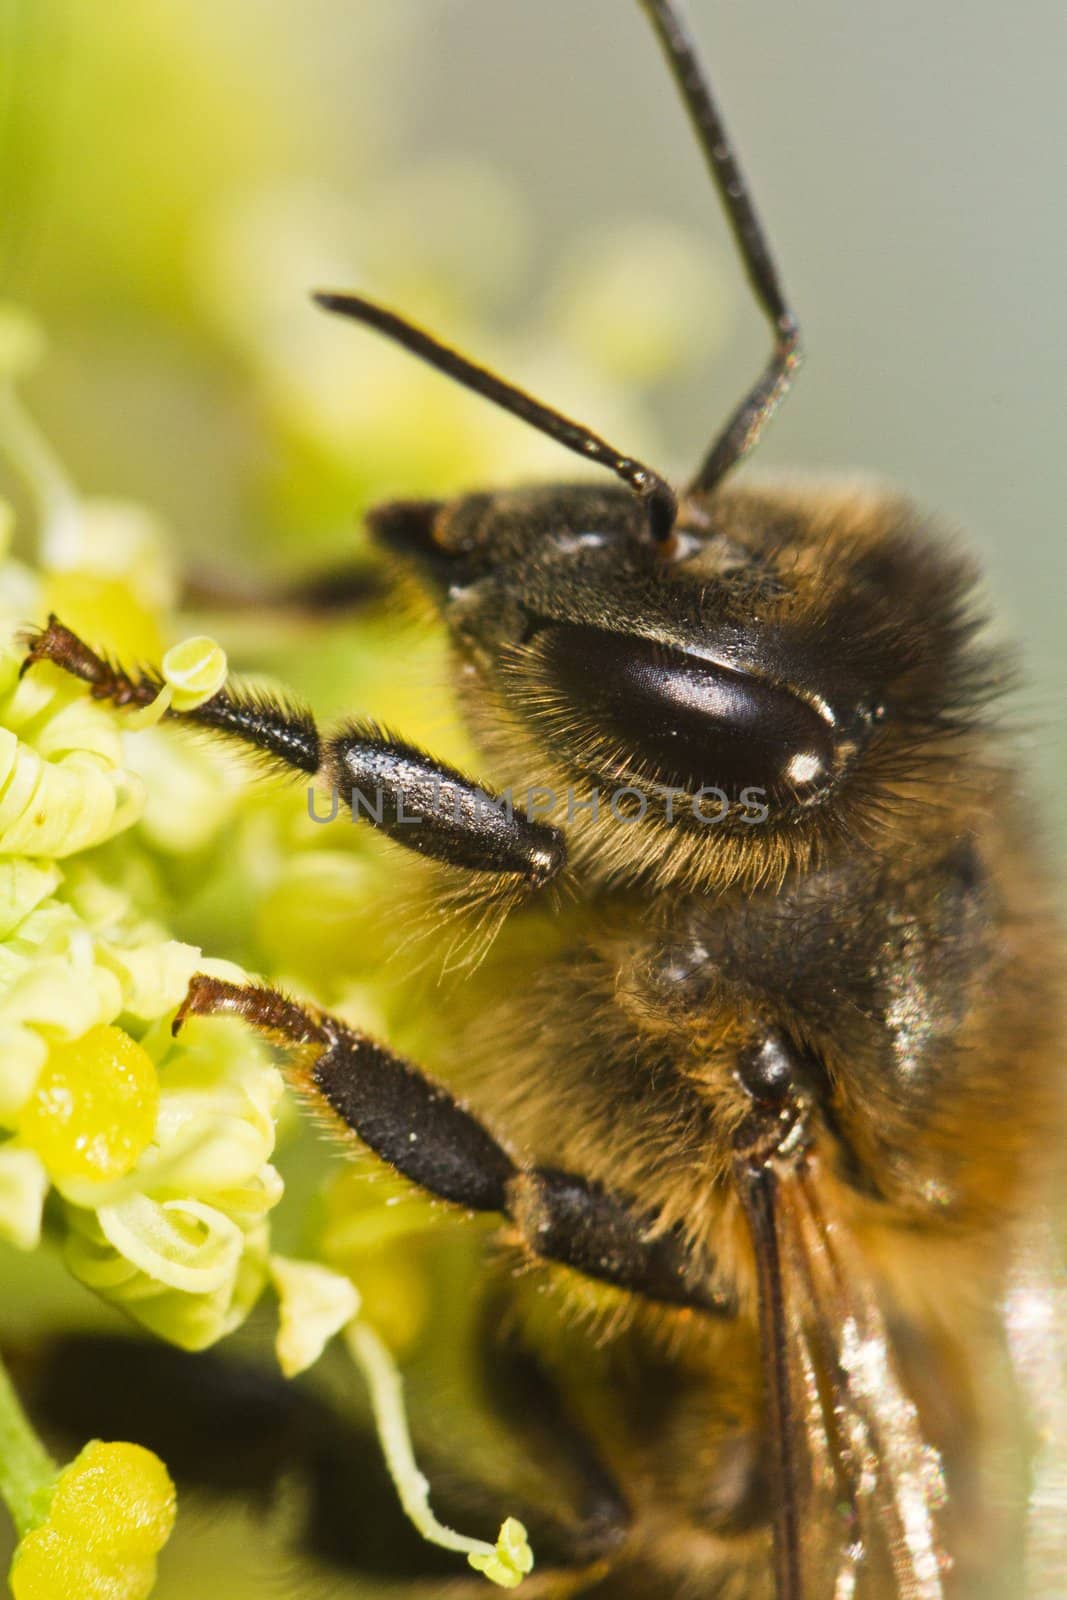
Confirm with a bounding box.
[369,479,1000,889]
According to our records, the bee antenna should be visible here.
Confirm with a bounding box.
[312,290,678,548]
[640,0,803,495]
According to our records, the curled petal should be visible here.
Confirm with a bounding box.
[0,742,143,858]
[64,1201,272,1350]
[0,862,62,940]
[162,636,227,710]
[0,670,124,767]
[94,1194,244,1296]
[0,1028,48,1126]
[271,1254,360,1377]
[96,938,203,1022]
[0,957,123,1044]
[0,1143,48,1249]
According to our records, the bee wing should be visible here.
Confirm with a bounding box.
[1003,1231,1067,1599]
[770,1157,949,1600]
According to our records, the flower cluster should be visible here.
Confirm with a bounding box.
[0,319,287,1593]
[0,555,284,1353]
[0,313,534,1592]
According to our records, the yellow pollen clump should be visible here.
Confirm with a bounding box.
[17,1025,159,1182]
[46,1441,176,1557]
[10,1441,176,1600]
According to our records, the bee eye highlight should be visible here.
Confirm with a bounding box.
[532,623,839,805]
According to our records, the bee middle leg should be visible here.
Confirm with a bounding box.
[174,977,727,1315]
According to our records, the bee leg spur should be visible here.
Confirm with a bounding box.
[175,976,722,1312]
[21,615,564,888]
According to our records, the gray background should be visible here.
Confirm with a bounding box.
[405,0,1067,848]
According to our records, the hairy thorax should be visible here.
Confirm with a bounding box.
[450,778,1064,1329]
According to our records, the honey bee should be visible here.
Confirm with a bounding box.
[20,1,1065,1596]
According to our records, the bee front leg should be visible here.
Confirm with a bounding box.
[21,615,564,890]
[174,978,726,1315]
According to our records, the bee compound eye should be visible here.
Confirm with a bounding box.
[533,624,839,807]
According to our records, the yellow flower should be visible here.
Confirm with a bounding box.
[467,1518,535,1590]
[0,338,285,1355]
[17,1025,159,1184]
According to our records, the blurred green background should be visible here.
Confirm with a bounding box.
[0,2,1064,1594]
